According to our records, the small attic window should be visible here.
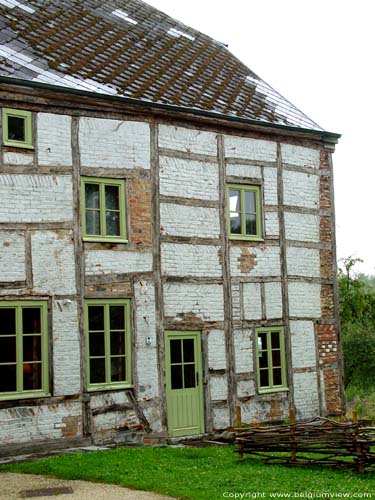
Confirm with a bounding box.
[2,108,33,149]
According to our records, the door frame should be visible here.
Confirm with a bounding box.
[165,330,205,437]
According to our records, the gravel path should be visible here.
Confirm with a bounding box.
[0,473,172,499]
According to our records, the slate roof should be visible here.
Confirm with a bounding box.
[0,0,323,131]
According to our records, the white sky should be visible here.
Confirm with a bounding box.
[147,0,375,275]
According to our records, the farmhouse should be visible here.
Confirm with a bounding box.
[0,0,343,453]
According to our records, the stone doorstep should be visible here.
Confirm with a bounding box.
[20,486,74,498]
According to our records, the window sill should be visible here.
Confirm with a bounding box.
[258,387,289,395]
[87,383,133,392]
[0,390,50,401]
[83,237,128,244]
[2,141,34,150]
[229,235,264,242]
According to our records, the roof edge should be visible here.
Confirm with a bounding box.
[0,76,341,142]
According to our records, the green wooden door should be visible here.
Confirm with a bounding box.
[165,331,204,437]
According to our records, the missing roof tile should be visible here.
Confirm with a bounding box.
[112,9,137,25]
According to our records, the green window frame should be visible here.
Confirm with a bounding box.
[227,184,263,240]
[84,299,132,391]
[0,301,49,400]
[81,176,127,243]
[2,108,33,149]
[255,326,288,394]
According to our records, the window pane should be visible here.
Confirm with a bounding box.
[0,365,17,392]
[89,332,105,357]
[271,332,280,349]
[170,339,182,364]
[245,214,257,235]
[23,336,41,362]
[184,364,196,388]
[245,190,256,212]
[105,185,120,210]
[260,369,269,387]
[23,363,42,391]
[230,213,241,234]
[259,351,268,369]
[0,308,16,335]
[0,336,16,363]
[86,210,101,235]
[171,364,183,389]
[110,332,125,356]
[8,115,25,141]
[88,306,104,331]
[273,368,282,386]
[85,184,100,209]
[258,333,267,351]
[90,358,106,384]
[183,339,194,363]
[110,306,125,330]
[106,211,120,236]
[111,357,126,382]
[272,349,281,367]
[229,190,241,212]
[22,308,41,334]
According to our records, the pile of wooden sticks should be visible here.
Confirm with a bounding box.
[234,409,375,473]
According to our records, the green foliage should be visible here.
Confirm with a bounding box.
[1,446,375,499]
[339,256,375,390]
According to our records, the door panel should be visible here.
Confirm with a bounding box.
[165,331,204,437]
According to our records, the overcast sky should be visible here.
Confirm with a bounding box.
[147,0,375,275]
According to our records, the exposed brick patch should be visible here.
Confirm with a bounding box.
[217,248,222,266]
[62,415,82,438]
[320,149,330,170]
[320,175,331,210]
[321,284,334,319]
[85,282,132,296]
[128,178,152,248]
[317,324,338,365]
[268,399,282,420]
[323,368,343,415]
[320,216,332,243]
[238,248,257,273]
[320,249,333,280]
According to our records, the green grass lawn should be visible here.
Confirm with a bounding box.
[1,446,375,499]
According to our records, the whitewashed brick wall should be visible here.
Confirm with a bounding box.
[264,282,283,319]
[231,283,241,320]
[134,281,159,401]
[3,152,33,165]
[31,230,76,295]
[290,320,317,369]
[226,164,262,178]
[159,156,219,201]
[283,171,319,209]
[230,246,281,277]
[263,167,278,205]
[285,212,320,243]
[243,282,262,320]
[224,135,276,162]
[163,283,224,321]
[294,372,320,419]
[0,175,73,223]
[281,144,320,168]
[79,118,150,168]
[210,375,228,400]
[0,231,25,282]
[160,203,220,238]
[238,380,256,398]
[234,329,253,373]
[288,282,321,318]
[207,330,226,370]
[212,407,230,430]
[0,401,82,445]
[265,211,279,237]
[159,125,218,155]
[287,247,320,277]
[52,300,81,396]
[161,243,221,277]
[38,113,72,166]
[85,250,152,276]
